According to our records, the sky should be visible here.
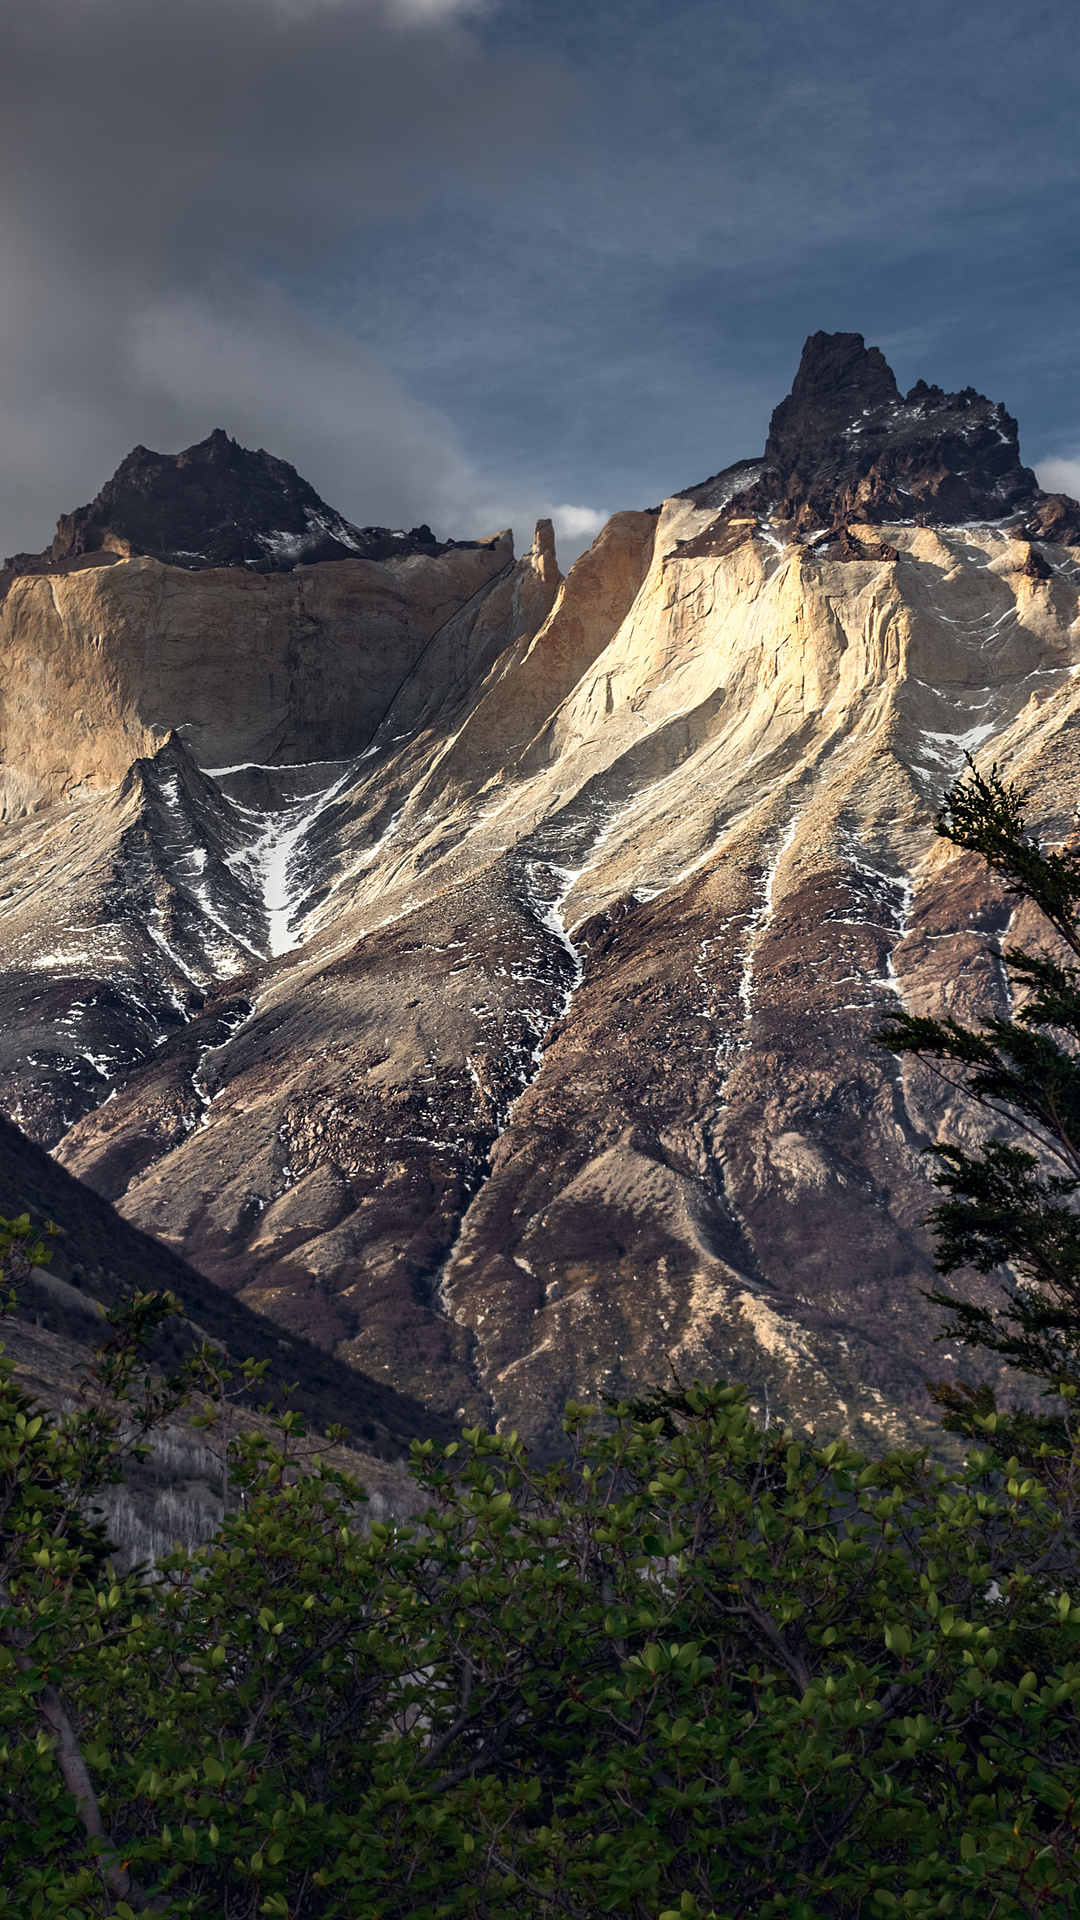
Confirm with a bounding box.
[0,0,1077,569]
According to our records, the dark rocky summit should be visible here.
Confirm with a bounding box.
[764,330,1034,527]
[4,428,478,576]
[677,330,1080,557]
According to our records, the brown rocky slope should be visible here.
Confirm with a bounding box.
[2,332,1079,1457]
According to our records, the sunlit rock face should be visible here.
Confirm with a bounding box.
[2,337,1079,1455]
[0,522,555,812]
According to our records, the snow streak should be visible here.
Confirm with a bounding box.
[737,810,802,1026]
[221,763,358,957]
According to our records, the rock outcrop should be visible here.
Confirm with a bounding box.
[0,518,559,814]
[5,427,481,576]
[2,340,1079,1457]
[677,330,1080,557]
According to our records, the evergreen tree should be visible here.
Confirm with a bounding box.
[875,758,1080,1436]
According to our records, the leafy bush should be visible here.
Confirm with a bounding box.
[2,1212,1080,1917]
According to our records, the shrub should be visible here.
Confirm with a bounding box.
[1,1215,1079,1919]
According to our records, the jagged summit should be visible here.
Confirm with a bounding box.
[4,427,480,576]
[766,329,1035,528]
[680,330,1080,554]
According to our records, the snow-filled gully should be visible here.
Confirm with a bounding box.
[187,1001,258,1133]
[431,861,587,1419]
[123,762,366,1139]
[195,759,360,960]
[253,769,356,958]
[477,859,588,1139]
[521,863,585,1046]
[735,808,802,1031]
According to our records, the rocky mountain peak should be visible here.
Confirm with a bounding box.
[764,330,902,460]
[765,328,1038,529]
[6,429,475,577]
[681,330,1080,552]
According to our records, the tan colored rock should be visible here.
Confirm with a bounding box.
[0,530,557,813]
[422,509,658,781]
[4,492,1080,1454]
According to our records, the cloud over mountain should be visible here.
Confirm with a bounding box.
[0,0,595,556]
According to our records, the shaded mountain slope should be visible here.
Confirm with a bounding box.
[0,1111,454,1454]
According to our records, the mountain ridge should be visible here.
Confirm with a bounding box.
[3,426,497,580]
[1,332,1078,1457]
[676,329,1080,558]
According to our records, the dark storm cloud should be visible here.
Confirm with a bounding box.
[1,0,1078,566]
[0,0,548,260]
[0,0,577,555]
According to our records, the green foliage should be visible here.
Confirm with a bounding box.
[1,1238,1080,1919]
[875,758,1080,1419]
[0,1212,58,1315]
[925,1377,1071,1468]
[930,760,1080,952]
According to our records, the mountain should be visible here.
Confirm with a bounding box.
[1,331,1078,1458]
[3,426,482,575]
[675,329,1080,554]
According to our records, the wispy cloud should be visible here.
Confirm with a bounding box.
[1035,457,1080,503]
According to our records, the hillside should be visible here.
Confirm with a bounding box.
[0,1110,454,1456]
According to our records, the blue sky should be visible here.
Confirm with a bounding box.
[0,0,1077,564]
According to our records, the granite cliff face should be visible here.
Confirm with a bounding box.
[0,517,558,817]
[2,333,1079,1456]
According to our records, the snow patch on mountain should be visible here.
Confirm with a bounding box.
[232,764,358,956]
